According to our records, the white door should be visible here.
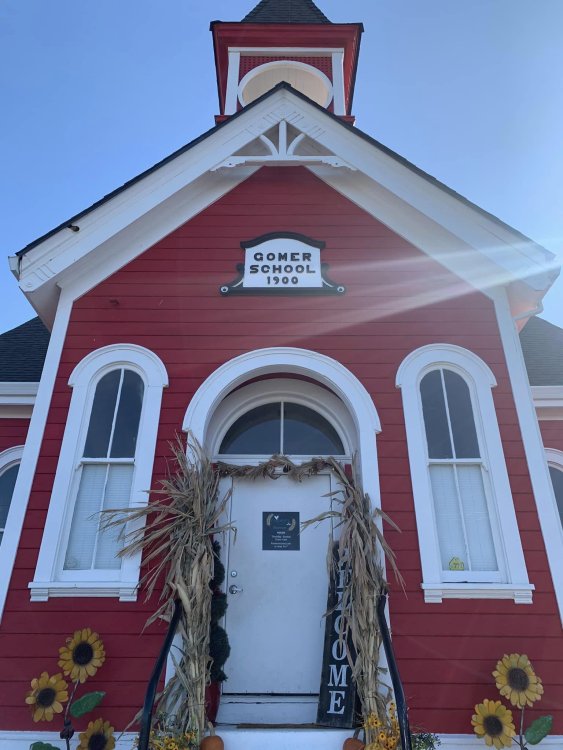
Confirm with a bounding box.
[223,473,332,695]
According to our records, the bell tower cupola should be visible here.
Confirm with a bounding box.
[211,0,363,123]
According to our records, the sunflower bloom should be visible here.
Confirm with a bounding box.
[77,718,116,750]
[58,627,106,683]
[472,699,515,749]
[25,671,68,722]
[493,653,544,708]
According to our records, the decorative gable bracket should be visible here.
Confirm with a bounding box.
[211,119,356,171]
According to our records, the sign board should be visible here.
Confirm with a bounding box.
[262,511,300,551]
[220,232,345,296]
[317,544,357,728]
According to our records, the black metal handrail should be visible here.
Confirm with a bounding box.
[138,598,183,750]
[377,592,413,750]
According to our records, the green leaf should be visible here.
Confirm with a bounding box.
[29,743,61,750]
[525,715,553,745]
[69,690,105,718]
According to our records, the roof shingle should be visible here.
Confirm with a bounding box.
[520,316,563,386]
[0,317,50,382]
[242,0,331,24]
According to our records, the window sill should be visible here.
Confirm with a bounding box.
[28,580,139,602]
[422,582,534,604]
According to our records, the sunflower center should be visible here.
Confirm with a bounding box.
[483,716,504,737]
[508,667,530,692]
[36,687,56,707]
[88,733,107,750]
[73,642,94,665]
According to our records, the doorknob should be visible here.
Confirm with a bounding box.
[229,584,243,595]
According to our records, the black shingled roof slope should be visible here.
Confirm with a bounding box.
[520,316,563,386]
[242,0,330,24]
[0,317,50,382]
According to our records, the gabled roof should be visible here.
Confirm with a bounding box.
[11,83,558,326]
[520,316,563,386]
[0,317,50,382]
[242,0,330,24]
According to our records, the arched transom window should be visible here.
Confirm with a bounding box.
[220,401,345,456]
[208,378,353,461]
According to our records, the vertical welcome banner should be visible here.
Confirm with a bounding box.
[317,543,357,728]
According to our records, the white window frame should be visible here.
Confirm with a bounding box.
[396,344,533,604]
[29,344,168,601]
[545,448,563,532]
[207,378,354,463]
[0,445,24,546]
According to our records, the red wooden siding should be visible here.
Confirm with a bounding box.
[239,55,333,79]
[2,167,560,734]
[540,420,563,453]
[0,418,29,452]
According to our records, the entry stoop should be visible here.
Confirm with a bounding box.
[216,726,351,750]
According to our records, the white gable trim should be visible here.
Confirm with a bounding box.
[0,291,73,623]
[15,89,554,324]
[493,288,563,625]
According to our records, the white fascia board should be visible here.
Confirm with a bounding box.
[17,88,555,314]
[532,385,563,409]
[0,382,38,406]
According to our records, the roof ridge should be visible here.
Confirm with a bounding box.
[242,0,331,24]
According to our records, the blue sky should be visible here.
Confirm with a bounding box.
[1,0,561,333]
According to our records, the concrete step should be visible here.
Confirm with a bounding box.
[215,725,352,750]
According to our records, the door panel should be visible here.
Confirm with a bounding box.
[224,473,332,695]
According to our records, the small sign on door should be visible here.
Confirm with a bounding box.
[262,512,300,551]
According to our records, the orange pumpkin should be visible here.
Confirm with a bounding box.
[343,738,365,750]
[200,735,224,750]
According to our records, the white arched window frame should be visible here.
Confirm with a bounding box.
[0,445,24,547]
[29,344,168,602]
[546,448,563,532]
[207,378,354,463]
[238,60,334,108]
[396,344,533,604]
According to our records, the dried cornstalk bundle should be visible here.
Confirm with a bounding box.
[330,459,402,743]
[103,435,233,739]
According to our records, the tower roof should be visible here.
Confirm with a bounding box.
[242,0,331,24]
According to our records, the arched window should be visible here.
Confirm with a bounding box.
[207,378,352,462]
[30,345,168,601]
[63,368,144,571]
[0,446,23,547]
[219,401,345,456]
[397,344,532,603]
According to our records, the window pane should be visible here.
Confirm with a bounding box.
[549,466,563,526]
[83,370,121,458]
[64,464,107,570]
[457,464,497,570]
[430,464,467,570]
[94,464,133,569]
[220,403,281,454]
[444,370,480,458]
[110,370,144,458]
[420,371,452,458]
[283,403,344,455]
[0,464,19,540]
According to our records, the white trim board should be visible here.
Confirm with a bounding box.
[493,289,563,625]
[533,385,563,420]
[0,291,73,623]
[14,87,555,325]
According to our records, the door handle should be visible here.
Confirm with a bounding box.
[229,584,243,595]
